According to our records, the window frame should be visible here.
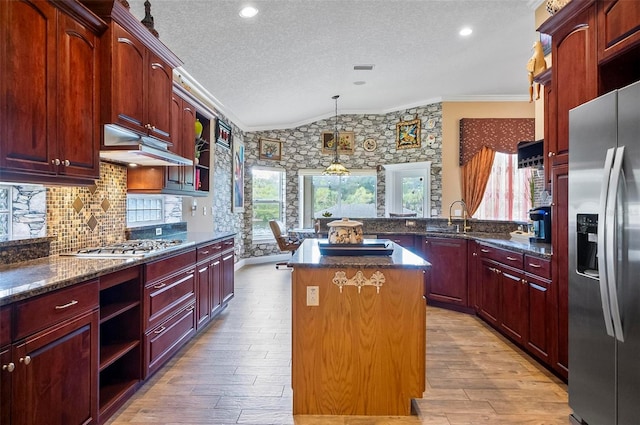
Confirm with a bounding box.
[251,166,286,242]
[384,161,431,218]
[126,195,165,227]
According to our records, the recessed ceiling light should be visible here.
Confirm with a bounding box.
[459,27,473,36]
[239,6,258,18]
[353,81,366,85]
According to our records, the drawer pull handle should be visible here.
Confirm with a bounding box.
[153,326,166,334]
[472,252,477,257]
[187,305,195,311]
[528,263,542,268]
[201,250,209,255]
[506,256,518,261]
[19,356,31,365]
[153,283,166,289]
[2,363,15,372]
[55,300,78,310]
[480,249,490,253]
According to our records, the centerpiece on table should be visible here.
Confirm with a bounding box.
[327,218,364,244]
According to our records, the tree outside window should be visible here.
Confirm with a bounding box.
[252,168,285,240]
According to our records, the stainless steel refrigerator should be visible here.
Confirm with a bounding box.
[568,79,640,425]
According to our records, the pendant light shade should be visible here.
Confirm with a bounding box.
[323,95,350,176]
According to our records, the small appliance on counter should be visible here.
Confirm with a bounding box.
[529,206,551,243]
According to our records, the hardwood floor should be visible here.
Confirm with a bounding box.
[105,263,570,425]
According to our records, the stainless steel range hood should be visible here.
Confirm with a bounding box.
[100,124,193,166]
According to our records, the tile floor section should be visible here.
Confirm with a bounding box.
[105,263,571,425]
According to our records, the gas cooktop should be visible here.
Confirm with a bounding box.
[62,239,184,258]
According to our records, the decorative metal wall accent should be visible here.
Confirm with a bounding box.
[332,270,385,294]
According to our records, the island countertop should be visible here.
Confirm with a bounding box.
[288,238,431,269]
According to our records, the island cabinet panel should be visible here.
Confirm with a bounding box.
[0,0,105,185]
[291,267,425,416]
[423,237,468,308]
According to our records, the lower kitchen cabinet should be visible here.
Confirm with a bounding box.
[423,237,468,309]
[1,306,13,425]
[221,244,235,303]
[525,272,553,363]
[497,264,527,345]
[3,279,100,425]
[478,259,501,326]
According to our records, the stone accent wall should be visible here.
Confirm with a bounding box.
[241,103,443,259]
[9,185,47,240]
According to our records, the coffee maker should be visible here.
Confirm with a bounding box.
[529,206,551,243]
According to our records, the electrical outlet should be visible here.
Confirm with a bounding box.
[203,206,207,215]
[306,286,319,306]
[405,220,415,227]
[155,227,162,236]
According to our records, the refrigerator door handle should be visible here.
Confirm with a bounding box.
[606,146,625,342]
[598,147,616,338]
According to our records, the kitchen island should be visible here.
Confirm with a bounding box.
[288,238,430,416]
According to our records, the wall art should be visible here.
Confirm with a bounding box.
[259,138,282,160]
[232,138,245,212]
[396,118,421,150]
[321,131,355,154]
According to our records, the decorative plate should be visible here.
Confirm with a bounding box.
[363,138,377,152]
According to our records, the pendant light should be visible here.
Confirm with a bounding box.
[323,95,350,176]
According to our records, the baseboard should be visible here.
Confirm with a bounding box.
[235,253,290,270]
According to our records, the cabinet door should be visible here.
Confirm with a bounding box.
[499,265,527,345]
[111,24,146,134]
[56,12,100,179]
[551,164,569,378]
[165,94,184,191]
[598,0,640,62]
[145,51,173,142]
[423,237,468,307]
[549,4,598,165]
[526,273,552,363]
[12,309,98,425]
[196,261,211,329]
[478,260,500,327]
[0,0,56,175]
[221,250,235,304]
[1,346,11,425]
[387,234,416,253]
[467,241,480,310]
[211,257,222,315]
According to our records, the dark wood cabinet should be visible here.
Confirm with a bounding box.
[221,241,235,304]
[1,306,12,425]
[0,0,106,185]
[467,241,481,310]
[539,1,598,168]
[165,93,197,192]
[551,164,569,379]
[103,22,173,142]
[387,234,417,253]
[423,237,468,308]
[498,265,527,345]
[6,281,100,425]
[143,249,197,378]
[478,259,501,327]
[597,0,640,63]
[525,269,553,364]
[98,267,143,421]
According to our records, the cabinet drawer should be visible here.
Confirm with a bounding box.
[524,255,552,280]
[14,280,99,340]
[221,237,234,252]
[145,267,196,329]
[145,302,196,377]
[145,249,196,282]
[478,244,523,268]
[197,242,222,262]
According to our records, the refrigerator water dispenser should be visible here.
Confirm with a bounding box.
[577,214,599,278]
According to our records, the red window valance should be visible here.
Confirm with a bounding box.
[459,118,535,165]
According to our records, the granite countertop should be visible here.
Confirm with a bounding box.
[0,231,236,306]
[289,239,431,269]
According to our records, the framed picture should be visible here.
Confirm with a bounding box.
[232,139,245,213]
[321,131,355,154]
[216,119,232,149]
[259,138,282,160]
[396,118,421,150]
[540,32,552,56]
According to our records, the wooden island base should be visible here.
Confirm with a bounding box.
[291,263,427,416]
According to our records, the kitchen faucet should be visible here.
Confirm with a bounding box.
[448,200,471,233]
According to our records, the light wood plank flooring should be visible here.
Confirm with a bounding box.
[105,263,570,425]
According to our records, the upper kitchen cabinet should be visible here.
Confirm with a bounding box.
[598,0,640,64]
[84,0,181,143]
[0,0,107,186]
[538,0,598,168]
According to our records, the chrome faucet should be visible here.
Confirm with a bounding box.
[448,200,471,233]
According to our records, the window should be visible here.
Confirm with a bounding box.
[473,152,532,221]
[252,168,285,240]
[127,196,164,226]
[384,162,431,217]
[299,170,377,227]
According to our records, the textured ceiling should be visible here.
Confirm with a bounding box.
[127,0,544,131]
